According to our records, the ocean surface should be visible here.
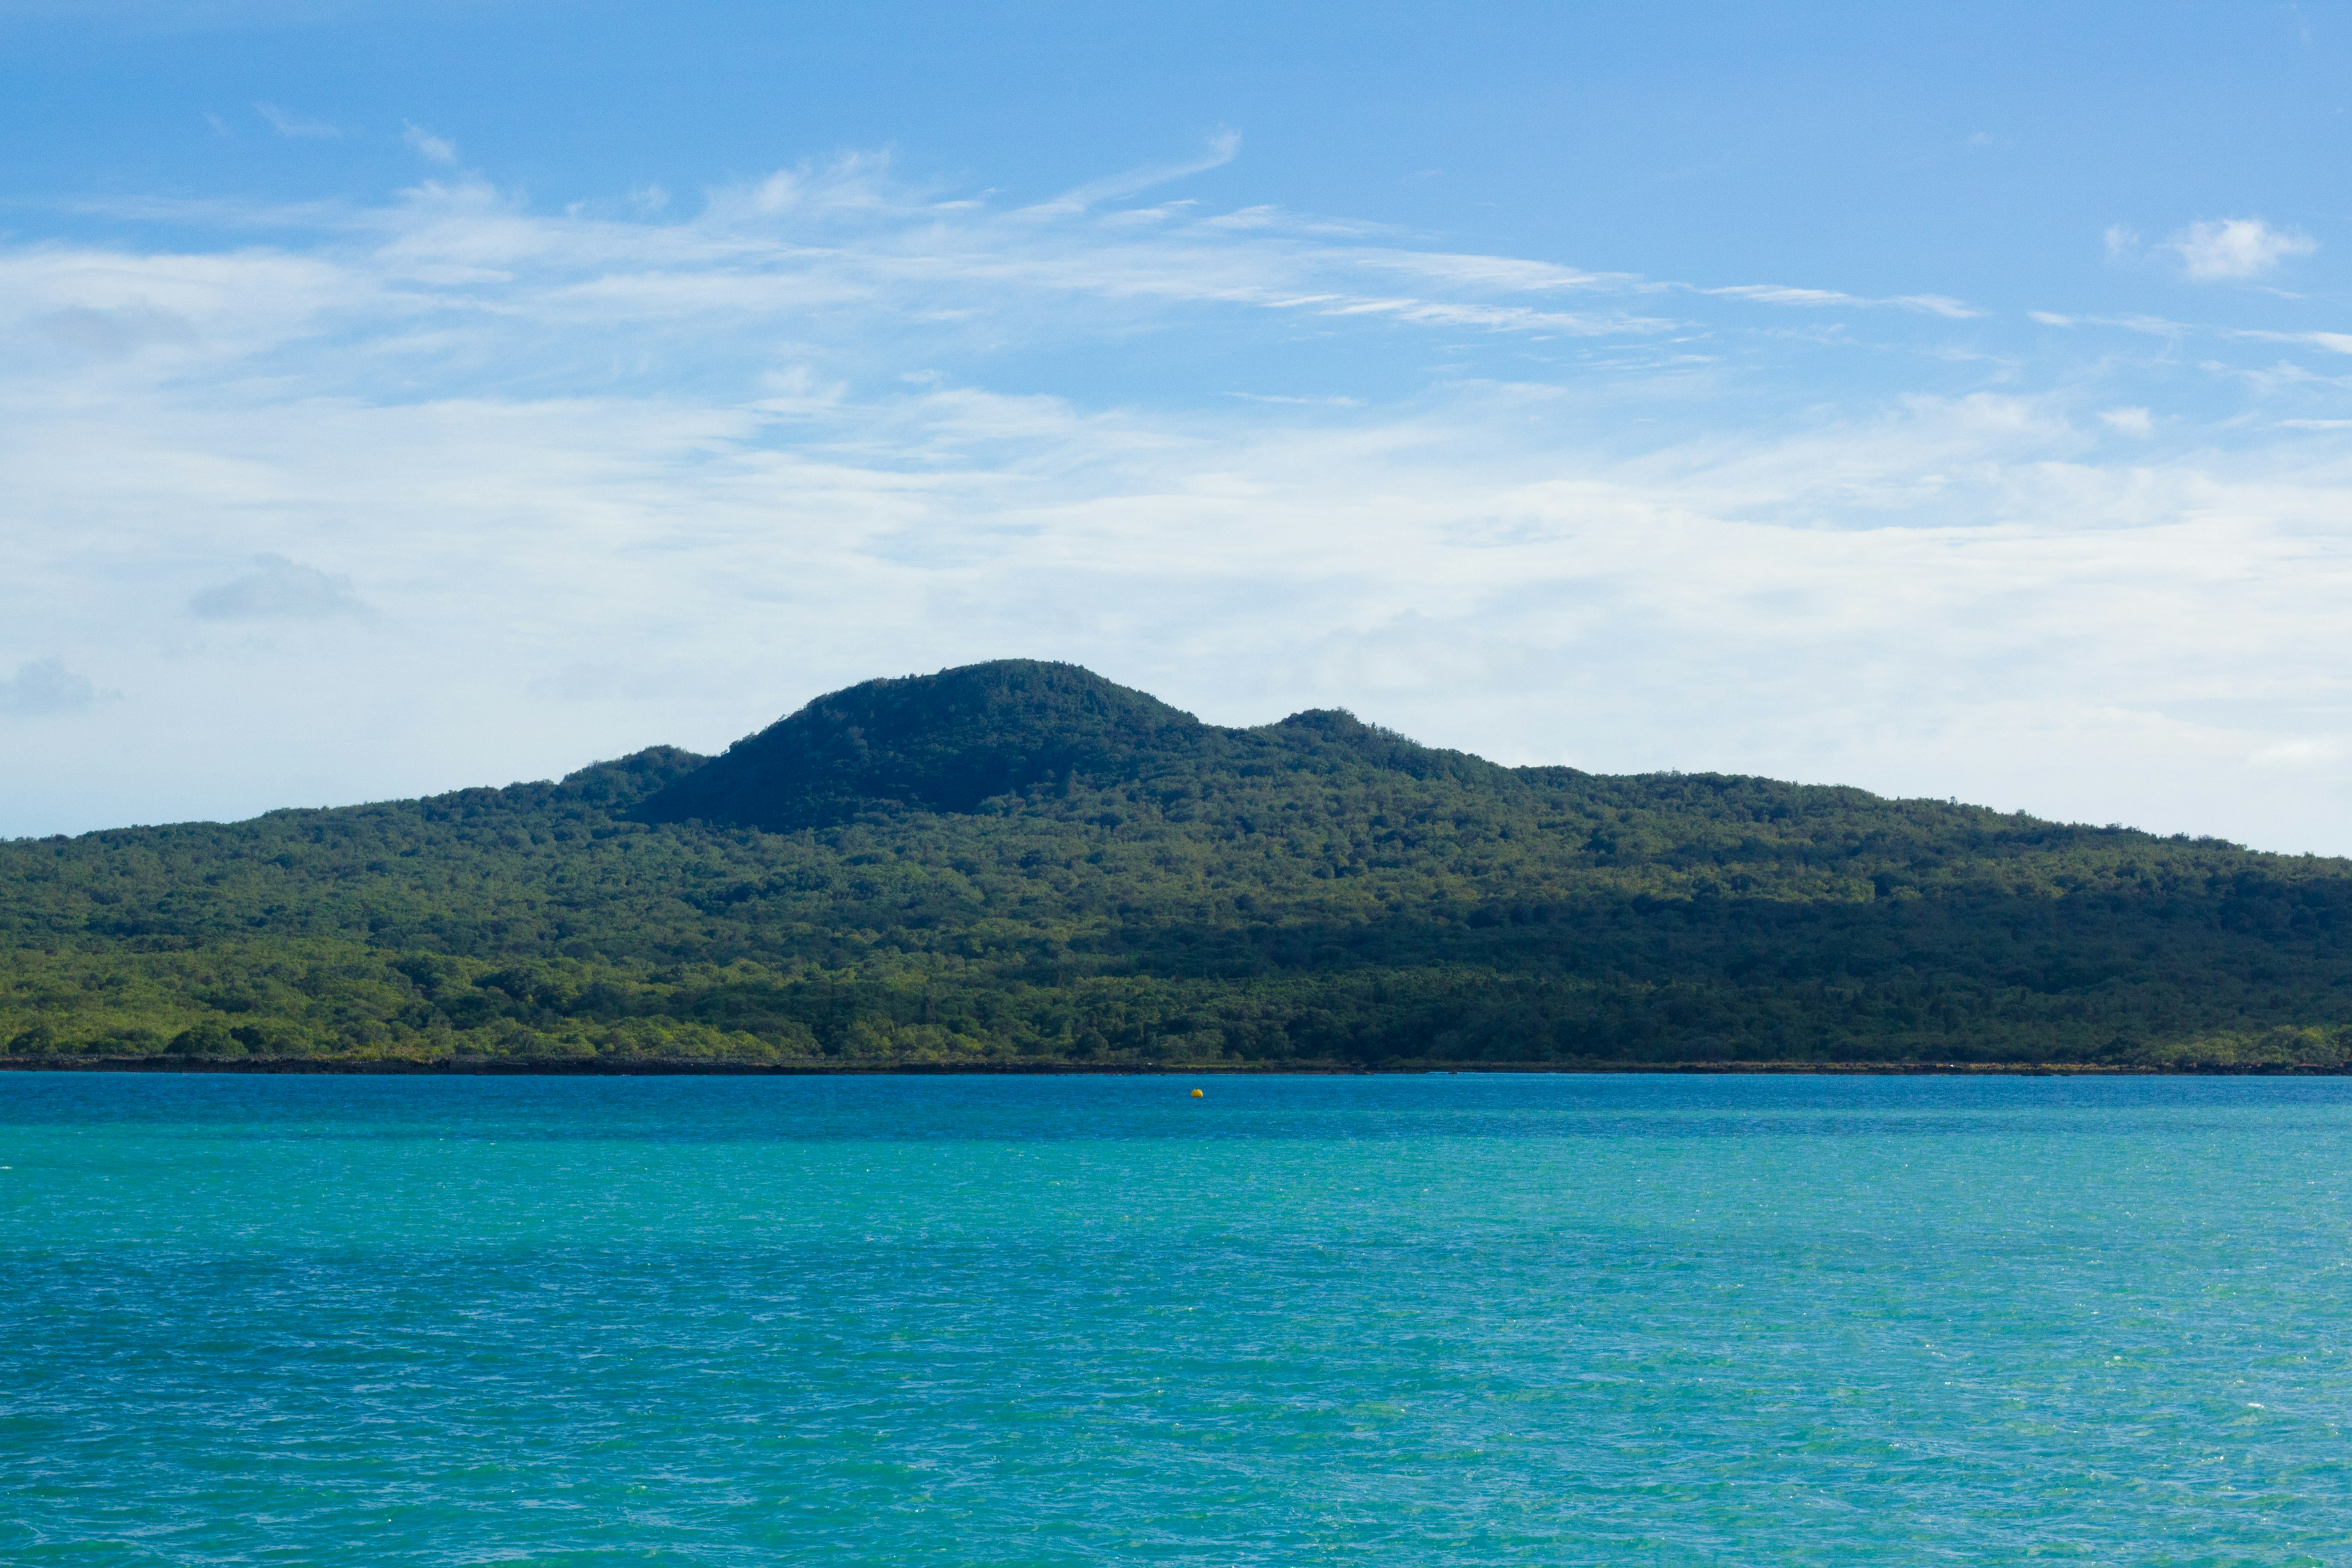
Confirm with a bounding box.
[1,1074,2347,1566]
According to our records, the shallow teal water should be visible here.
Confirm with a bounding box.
[2,1075,2348,1565]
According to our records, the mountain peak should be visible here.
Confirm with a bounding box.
[638,660,1204,832]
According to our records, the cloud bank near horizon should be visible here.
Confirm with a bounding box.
[5,149,2352,853]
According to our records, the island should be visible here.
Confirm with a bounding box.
[4,660,2346,1072]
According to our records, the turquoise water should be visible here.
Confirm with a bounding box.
[2,1075,2348,1565]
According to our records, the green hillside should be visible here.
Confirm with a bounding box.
[5,660,2350,1070]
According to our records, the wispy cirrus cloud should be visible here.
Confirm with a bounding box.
[1702,284,1982,318]
[1023,129,1242,216]
[401,122,457,164]
[2016,307,2352,366]
[17,146,2027,386]
[253,101,339,140]
[2236,328,2352,355]
[15,152,2022,402]
[8,159,1708,383]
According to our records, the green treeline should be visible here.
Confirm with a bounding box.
[4,663,2351,1069]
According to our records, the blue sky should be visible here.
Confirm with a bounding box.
[6,1,2352,850]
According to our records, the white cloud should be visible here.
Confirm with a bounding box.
[189,556,372,620]
[2098,406,2154,436]
[1893,295,1981,319]
[2249,736,2344,767]
[11,361,2352,851]
[2168,217,2317,281]
[1710,284,1855,307]
[402,122,457,164]
[253,102,340,140]
[1025,130,1241,216]
[1702,284,1981,318]
[2222,327,2352,356]
[0,658,100,718]
[1225,392,1364,406]
[5,154,2352,853]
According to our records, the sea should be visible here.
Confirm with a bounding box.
[1,1072,2346,1565]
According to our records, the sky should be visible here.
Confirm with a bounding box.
[5,2,2352,852]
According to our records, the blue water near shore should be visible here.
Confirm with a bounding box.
[3,1074,2349,1565]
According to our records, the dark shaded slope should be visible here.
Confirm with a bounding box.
[640,660,1211,831]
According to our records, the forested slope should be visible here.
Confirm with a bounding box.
[5,661,2349,1069]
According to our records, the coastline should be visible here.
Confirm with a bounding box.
[2,1057,2345,1076]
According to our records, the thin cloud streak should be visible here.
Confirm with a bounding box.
[252,101,339,140]
[18,157,1997,382]
[401,122,458,164]
[1024,129,1243,215]
[1702,284,1984,318]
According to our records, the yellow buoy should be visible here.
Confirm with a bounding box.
[1190,1088,1204,1098]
